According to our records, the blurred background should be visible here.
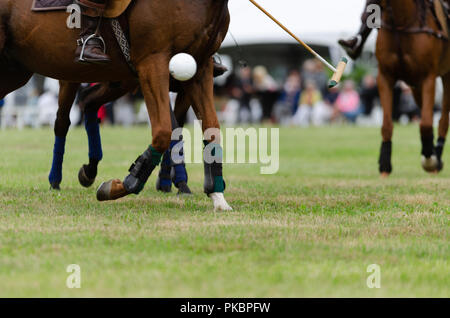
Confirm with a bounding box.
[0,0,443,130]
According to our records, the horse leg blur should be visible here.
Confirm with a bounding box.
[436,74,450,172]
[419,75,439,173]
[185,60,232,211]
[377,71,395,177]
[48,81,80,190]
[97,56,171,201]
[78,82,130,188]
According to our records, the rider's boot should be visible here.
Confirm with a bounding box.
[213,54,228,77]
[75,0,111,64]
[338,24,372,60]
[338,0,379,60]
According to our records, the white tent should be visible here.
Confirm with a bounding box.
[222,0,376,51]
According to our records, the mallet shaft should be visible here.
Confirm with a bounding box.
[248,0,337,72]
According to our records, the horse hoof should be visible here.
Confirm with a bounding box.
[380,172,390,178]
[96,179,129,201]
[422,155,439,173]
[176,181,192,195]
[50,182,61,191]
[156,177,172,193]
[209,193,233,211]
[78,165,96,188]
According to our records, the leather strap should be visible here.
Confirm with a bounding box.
[76,0,106,17]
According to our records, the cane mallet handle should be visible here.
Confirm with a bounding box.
[248,0,348,88]
[328,57,348,88]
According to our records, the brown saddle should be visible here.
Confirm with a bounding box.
[32,0,133,18]
[433,0,449,38]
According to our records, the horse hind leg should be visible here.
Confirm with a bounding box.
[377,71,395,177]
[435,74,450,172]
[418,75,440,173]
[48,81,80,190]
[183,60,232,211]
[78,82,130,188]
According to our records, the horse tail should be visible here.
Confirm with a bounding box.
[0,15,5,52]
[199,0,229,63]
[0,4,11,53]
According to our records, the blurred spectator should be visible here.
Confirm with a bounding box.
[222,66,257,124]
[33,74,46,97]
[114,94,135,126]
[104,103,115,125]
[222,87,242,125]
[392,82,403,121]
[253,65,279,122]
[301,59,329,95]
[333,80,361,123]
[236,66,254,123]
[292,80,331,126]
[37,78,59,126]
[398,81,420,123]
[324,86,340,106]
[273,70,301,124]
[359,74,378,115]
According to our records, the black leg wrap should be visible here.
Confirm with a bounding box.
[436,137,446,171]
[379,141,393,174]
[203,142,226,195]
[421,134,435,158]
[436,137,446,160]
[123,146,162,194]
[85,158,99,179]
[204,161,226,195]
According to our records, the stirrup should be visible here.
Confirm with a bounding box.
[77,34,107,62]
[354,35,363,49]
[213,53,223,65]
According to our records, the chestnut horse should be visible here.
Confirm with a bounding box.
[0,0,232,210]
[377,0,450,175]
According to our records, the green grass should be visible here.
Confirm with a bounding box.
[0,125,448,297]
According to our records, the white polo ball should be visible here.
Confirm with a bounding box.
[169,53,197,81]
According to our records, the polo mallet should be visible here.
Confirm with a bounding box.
[248,0,348,88]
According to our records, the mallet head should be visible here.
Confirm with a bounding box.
[328,57,348,88]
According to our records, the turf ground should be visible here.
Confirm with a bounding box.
[0,125,448,297]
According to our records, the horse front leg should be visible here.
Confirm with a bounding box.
[49,81,79,190]
[185,59,232,211]
[77,82,130,188]
[377,71,395,177]
[419,75,439,173]
[436,74,450,172]
[96,55,172,201]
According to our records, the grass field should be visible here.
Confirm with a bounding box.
[0,125,449,297]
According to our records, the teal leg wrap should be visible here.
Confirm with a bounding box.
[203,142,226,194]
[123,145,162,194]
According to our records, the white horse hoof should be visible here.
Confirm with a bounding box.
[421,155,438,173]
[209,193,233,211]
